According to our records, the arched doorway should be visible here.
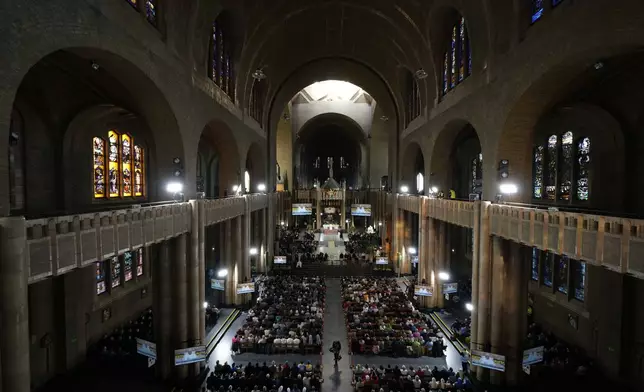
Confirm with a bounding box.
[197,120,241,197]
[401,142,425,194]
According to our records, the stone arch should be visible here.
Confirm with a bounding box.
[245,142,267,193]
[198,119,241,197]
[400,141,426,194]
[429,119,483,198]
[6,48,184,217]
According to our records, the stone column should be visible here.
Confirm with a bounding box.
[266,194,275,268]
[224,219,234,305]
[316,189,322,230]
[154,241,173,379]
[476,201,492,380]
[0,217,30,392]
[260,207,267,272]
[234,216,243,305]
[188,202,201,376]
[489,236,506,385]
[391,195,399,269]
[470,201,481,364]
[341,190,347,230]
[427,217,437,308]
[505,241,528,385]
[436,221,446,308]
[417,199,428,308]
[173,234,189,380]
[242,210,251,304]
[198,201,206,343]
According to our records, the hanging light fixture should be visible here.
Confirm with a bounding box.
[415,68,428,80]
[252,68,266,81]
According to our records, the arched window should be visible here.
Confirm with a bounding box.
[124,0,158,27]
[244,170,250,193]
[250,79,266,125]
[210,16,236,101]
[531,0,565,24]
[442,16,471,96]
[404,72,421,128]
[416,172,424,194]
[532,132,590,203]
[96,261,107,295]
[93,130,146,199]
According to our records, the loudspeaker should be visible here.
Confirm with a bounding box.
[498,159,509,181]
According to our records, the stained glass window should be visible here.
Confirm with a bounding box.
[124,252,133,282]
[211,22,219,82]
[546,135,558,200]
[576,137,590,201]
[108,130,120,198]
[137,248,144,276]
[532,0,544,23]
[572,260,586,301]
[134,145,144,196]
[542,252,553,287]
[145,0,156,26]
[450,25,457,88]
[443,52,449,95]
[533,145,544,199]
[110,256,121,289]
[96,261,107,295]
[93,137,106,198]
[94,131,145,199]
[558,131,573,201]
[552,0,564,6]
[121,134,132,197]
[219,31,225,87]
[126,0,138,8]
[556,255,569,294]
[531,248,540,281]
[209,17,235,100]
[458,17,467,82]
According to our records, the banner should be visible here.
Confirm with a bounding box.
[136,338,157,360]
[210,279,225,291]
[236,282,255,294]
[375,256,388,265]
[471,350,506,372]
[274,256,287,264]
[443,282,458,294]
[414,285,433,297]
[351,204,372,217]
[522,346,544,366]
[174,346,206,366]
[292,203,312,216]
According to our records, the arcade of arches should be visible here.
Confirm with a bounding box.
[2,1,644,392]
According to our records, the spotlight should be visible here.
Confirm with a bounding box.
[166,182,183,193]
[91,61,100,71]
[438,272,450,281]
[232,184,239,192]
[499,183,518,195]
[257,183,266,192]
[408,247,417,255]
[249,247,258,256]
[203,301,209,309]
[431,186,439,194]
[400,185,409,194]
[217,269,228,278]
[378,222,382,226]
[465,303,474,312]
[345,219,349,223]
[280,221,285,226]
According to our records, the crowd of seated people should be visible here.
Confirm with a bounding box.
[524,323,592,377]
[450,318,471,345]
[352,364,472,392]
[205,361,324,392]
[342,278,445,357]
[232,276,325,354]
[89,308,154,369]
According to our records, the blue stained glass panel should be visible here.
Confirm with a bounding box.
[145,0,156,26]
[542,253,553,287]
[532,0,544,23]
[531,248,539,281]
[552,0,564,6]
[450,25,457,88]
[573,261,586,301]
[443,52,449,94]
[556,255,569,294]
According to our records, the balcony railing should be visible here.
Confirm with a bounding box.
[24,194,270,284]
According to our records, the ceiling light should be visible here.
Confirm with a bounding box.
[252,68,266,80]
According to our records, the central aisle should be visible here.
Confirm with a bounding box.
[321,278,353,392]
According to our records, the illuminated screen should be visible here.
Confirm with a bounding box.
[375,257,388,265]
[414,285,433,297]
[351,204,372,217]
[523,346,544,366]
[211,279,225,291]
[236,282,255,294]
[292,203,313,216]
[136,338,157,359]
[471,350,506,372]
[274,256,287,264]
[443,282,458,294]
[174,346,206,366]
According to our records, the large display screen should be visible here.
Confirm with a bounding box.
[471,350,506,372]
[136,338,157,359]
[414,285,433,297]
[375,256,388,265]
[236,282,255,294]
[351,204,372,217]
[274,256,287,264]
[174,346,206,366]
[443,282,458,294]
[522,346,544,366]
[210,279,225,291]
[292,203,313,216]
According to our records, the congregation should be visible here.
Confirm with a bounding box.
[351,364,472,392]
[205,361,324,392]
[232,276,326,354]
[342,278,446,357]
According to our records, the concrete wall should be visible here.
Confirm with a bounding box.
[291,101,374,136]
